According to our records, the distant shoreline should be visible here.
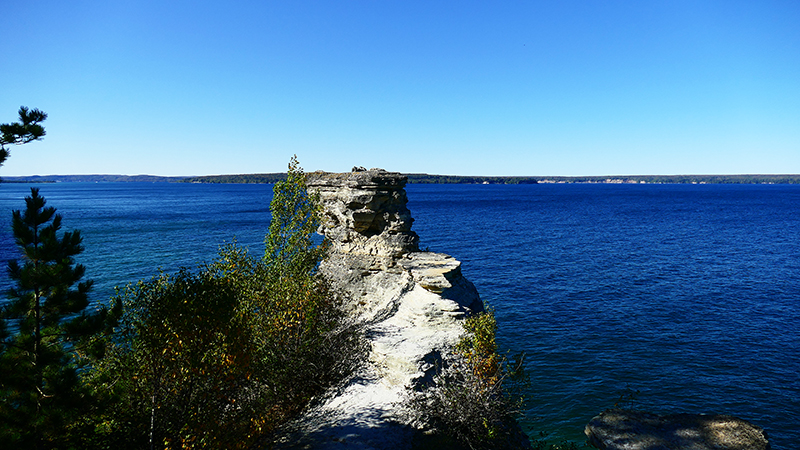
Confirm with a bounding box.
[3,173,800,185]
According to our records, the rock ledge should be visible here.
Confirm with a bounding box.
[585,409,771,450]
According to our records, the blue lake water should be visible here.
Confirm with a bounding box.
[1,182,798,448]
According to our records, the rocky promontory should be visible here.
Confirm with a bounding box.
[272,168,771,450]
[274,169,484,449]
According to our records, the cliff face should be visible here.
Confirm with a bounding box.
[308,170,419,259]
[275,169,483,449]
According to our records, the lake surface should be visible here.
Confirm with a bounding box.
[1,182,797,448]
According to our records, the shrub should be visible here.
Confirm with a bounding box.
[84,156,366,448]
[86,268,261,449]
[210,243,366,423]
[407,309,527,450]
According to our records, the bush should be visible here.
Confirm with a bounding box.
[86,268,261,449]
[210,243,366,423]
[83,157,366,448]
[407,309,527,450]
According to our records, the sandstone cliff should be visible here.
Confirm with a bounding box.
[274,169,484,449]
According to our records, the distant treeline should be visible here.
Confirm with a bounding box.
[181,173,286,184]
[531,174,800,184]
[184,173,540,184]
[405,174,540,184]
[2,174,187,183]
[408,174,800,184]
[184,173,800,185]
[3,173,800,185]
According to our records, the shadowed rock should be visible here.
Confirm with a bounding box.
[585,409,771,450]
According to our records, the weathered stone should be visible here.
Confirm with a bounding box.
[307,170,419,258]
[275,170,485,449]
[399,252,462,294]
[585,409,771,450]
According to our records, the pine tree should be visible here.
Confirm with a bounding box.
[0,106,48,168]
[0,188,118,448]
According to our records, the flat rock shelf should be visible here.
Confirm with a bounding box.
[585,409,771,450]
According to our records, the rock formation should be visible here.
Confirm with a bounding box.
[309,169,419,259]
[585,409,771,450]
[274,169,484,449]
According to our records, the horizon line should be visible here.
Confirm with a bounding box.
[4,173,800,179]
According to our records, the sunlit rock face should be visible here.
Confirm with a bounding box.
[585,409,771,450]
[307,169,483,320]
[275,170,483,449]
[308,169,419,259]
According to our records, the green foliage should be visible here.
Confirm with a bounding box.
[87,156,365,449]
[213,243,365,421]
[457,309,501,386]
[257,155,365,422]
[0,188,119,449]
[408,309,527,450]
[264,155,326,278]
[0,106,48,168]
[87,268,263,449]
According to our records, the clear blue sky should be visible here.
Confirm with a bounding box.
[2,1,798,177]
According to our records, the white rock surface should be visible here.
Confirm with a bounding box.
[274,171,483,449]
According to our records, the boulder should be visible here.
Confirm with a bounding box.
[585,409,771,450]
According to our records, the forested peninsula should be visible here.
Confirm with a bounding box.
[4,173,800,184]
[178,173,800,184]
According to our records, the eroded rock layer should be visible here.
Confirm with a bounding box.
[308,169,419,259]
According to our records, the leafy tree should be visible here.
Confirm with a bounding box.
[87,268,262,449]
[254,155,364,414]
[0,188,119,448]
[91,156,364,448]
[264,155,327,279]
[0,106,48,168]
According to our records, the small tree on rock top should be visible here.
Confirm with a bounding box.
[264,155,326,280]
